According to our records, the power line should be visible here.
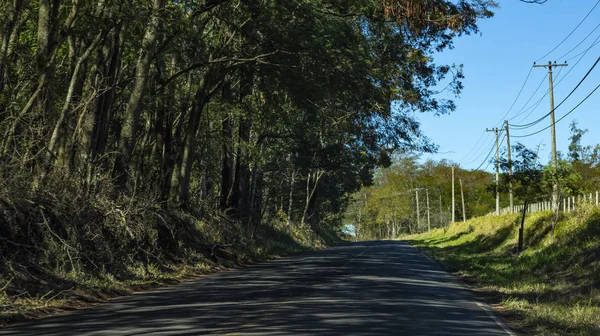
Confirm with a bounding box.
[553,32,600,85]
[466,65,534,160]
[567,38,600,61]
[557,22,600,60]
[508,72,549,121]
[535,0,600,62]
[493,67,534,126]
[473,134,501,171]
[473,141,495,171]
[505,24,600,130]
[457,130,487,162]
[480,133,506,174]
[513,66,567,125]
[512,96,546,128]
[464,134,495,165]
[482,159,493,172]
[465,132,494,161]
[511,83,600,138]
[552,84,599,126]
[509,56,600,129]
[514,30,600,126]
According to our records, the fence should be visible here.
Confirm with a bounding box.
[494,191,600,216]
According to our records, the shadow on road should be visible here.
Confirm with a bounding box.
[0,241,509,335]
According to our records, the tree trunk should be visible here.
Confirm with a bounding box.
[233,122,251,218]
[356,208,361,241]
[301,169,323,227]
[286,167,296,233]
[82,21,122,188]
[163,72,192,201]
[249,168,263,239]
[47,32,103,161]
[518,199,529,253]
[219,81,234,210]
[230,65,254,219]
[0,0,22,95]
[551,202,560,244]
[174,89,207,205]
[3,0,80,159]
[115,0,165,187]
[151,55,175,200]
[172,67,224,205]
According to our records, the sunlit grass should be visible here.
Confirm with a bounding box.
[407,203,600,335]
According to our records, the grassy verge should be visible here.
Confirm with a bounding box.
[0,177,337,326]
[406,203,600,336]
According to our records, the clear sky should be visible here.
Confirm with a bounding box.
[417,0,600,171]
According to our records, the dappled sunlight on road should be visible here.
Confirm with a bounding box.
[0,241,510,335]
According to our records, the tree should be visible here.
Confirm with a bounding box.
[346,154,502,239]
[565,121,600,194]
[0,0,497,241]
[499,143,545,252]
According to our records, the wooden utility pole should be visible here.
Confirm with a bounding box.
[534,61,567,213]
[505,120,513,213]
[459,178,466,222]
[451,166,455,222]
[486,127,500,215]
[426,189,431,232]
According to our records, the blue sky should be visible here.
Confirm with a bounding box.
[418,0,600,171]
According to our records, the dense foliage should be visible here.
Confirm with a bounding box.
[0,0,495,237]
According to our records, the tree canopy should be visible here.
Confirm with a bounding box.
[0,0,497,237]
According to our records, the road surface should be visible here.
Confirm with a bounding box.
[0,241,513,335]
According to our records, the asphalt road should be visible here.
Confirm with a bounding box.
[0,241,514,335]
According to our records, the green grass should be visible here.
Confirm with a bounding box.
[407,203,600,336]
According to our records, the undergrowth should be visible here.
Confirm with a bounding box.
[407,202,600,336]
[0,171,334,325]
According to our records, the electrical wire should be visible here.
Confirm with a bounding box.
[511,66,565,125]
[557,22,600,61]
[457,130,487,162]
[513,30,600,127]
[567,38,600,61]
[466,65,533,161]
[473,139,497,171]
[509,56,600,129]
[512,95,546,127]
[508,72,550,122]
[535,0,600,62]
[472,131,505,171]
[464,133,494,162]
[511,83,600,138]
[464,134,496,165]
[493,67,534,126]
[480,133,506,172]
[508,28,600,128]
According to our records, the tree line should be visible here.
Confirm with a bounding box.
[0,0,496,236]
[345,154,501,240]
[349,121,600,241]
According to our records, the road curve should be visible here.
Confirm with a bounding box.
[0,241,513,335]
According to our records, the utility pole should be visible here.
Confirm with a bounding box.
[426,189,431,232]
[460,178,466,222]
[486,127,500,215]
[451,166,455,222]
[505,121,513,213]
[416,189,420,230]
[534,61,567,213]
